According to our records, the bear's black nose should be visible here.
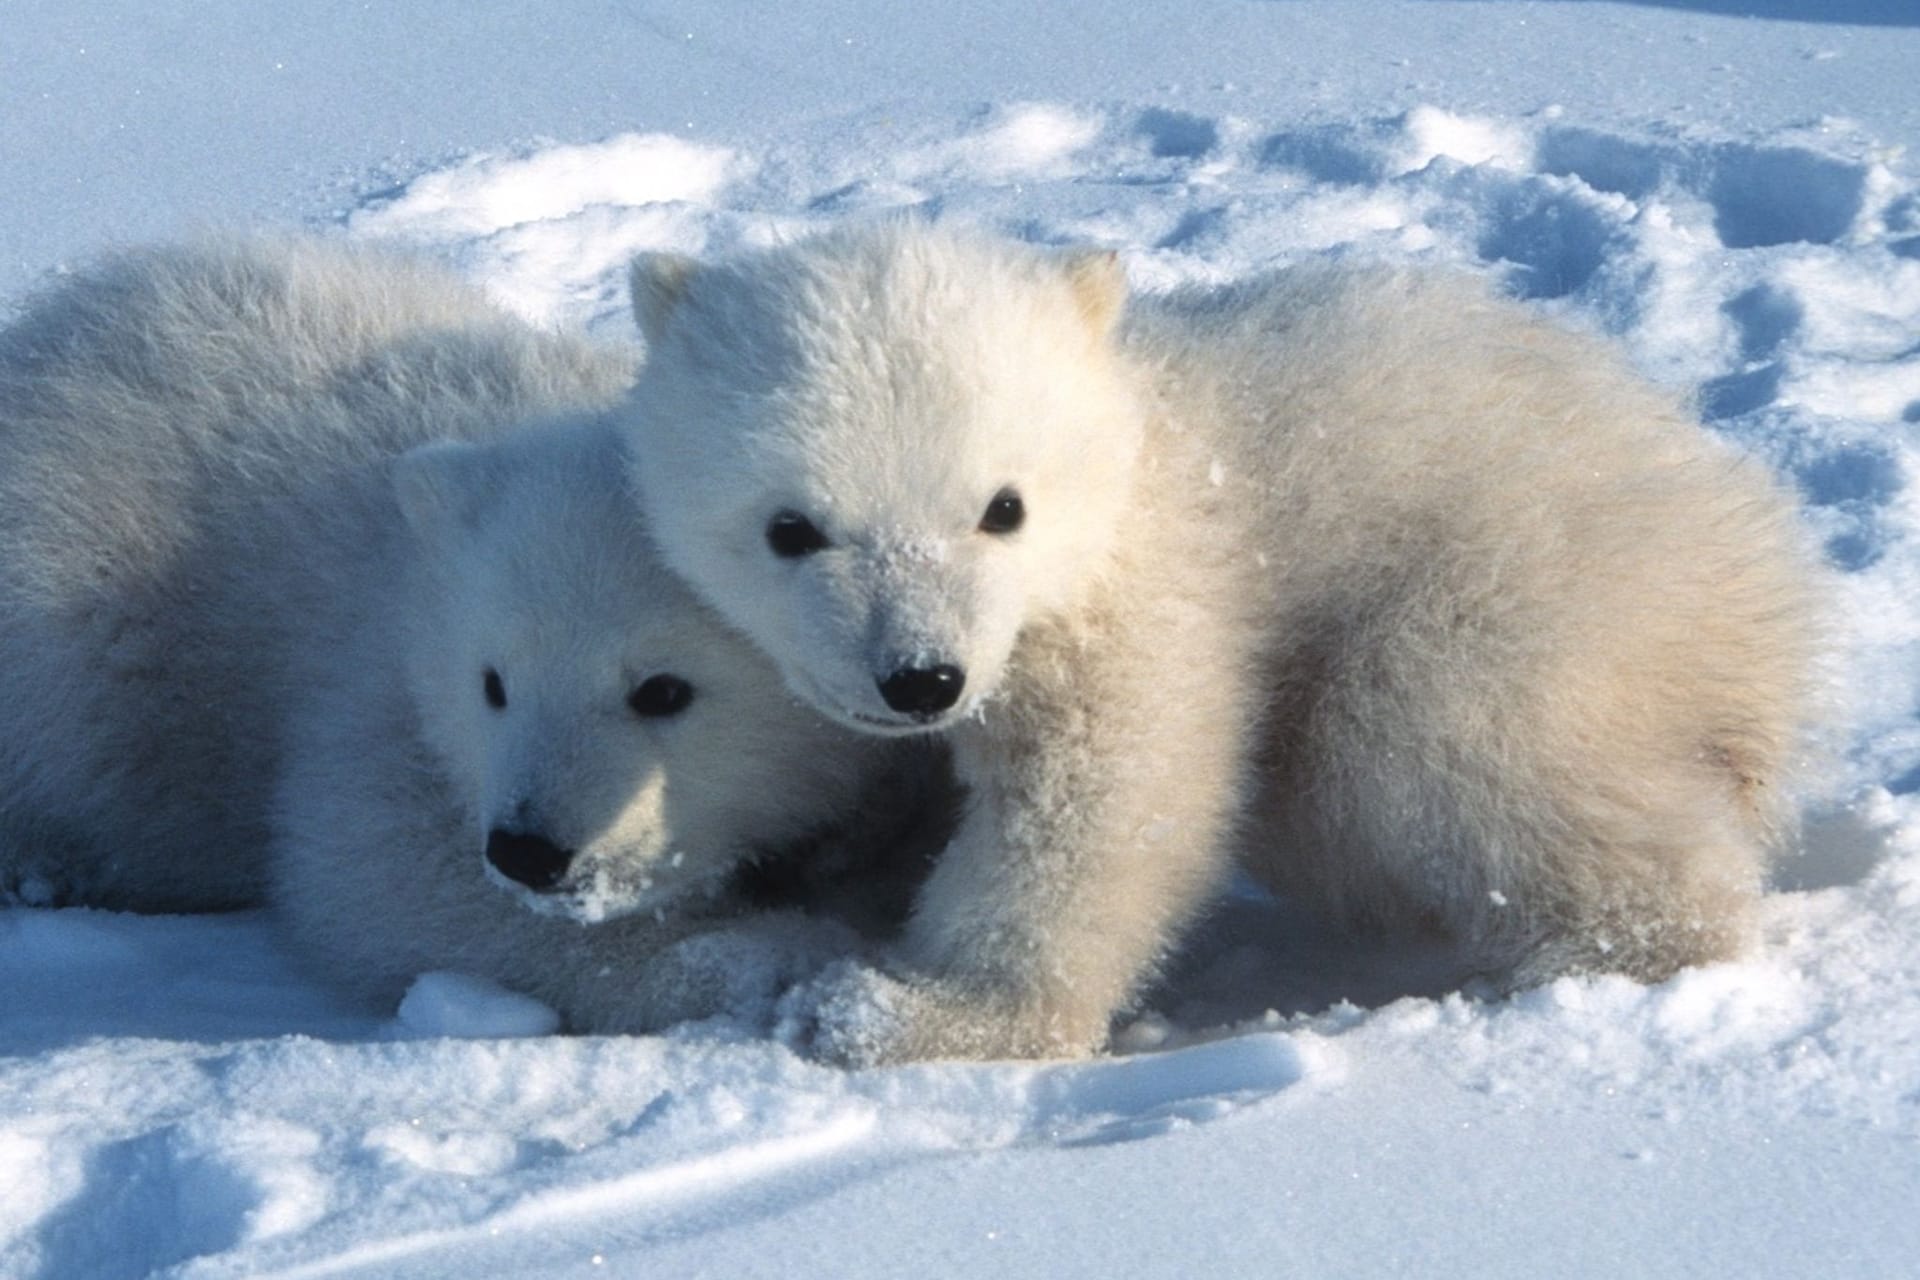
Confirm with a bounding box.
[485,828,575,891]
[877,664,966,718]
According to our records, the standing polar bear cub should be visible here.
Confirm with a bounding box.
[0,239,916,1032]
[623,222,1820,1064]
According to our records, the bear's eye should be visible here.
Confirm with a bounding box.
[979,487,1025,535]
[628,674,695,718]
[766,510,830,558]
[483,668,507,710]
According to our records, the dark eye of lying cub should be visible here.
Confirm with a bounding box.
[483,668,507,710]
[766,510,830,558]
[628,674,695,718]
[979,487,1025,535]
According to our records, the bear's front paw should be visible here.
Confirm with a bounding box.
[777,960,1102,1066]
[776,958,921,1068]
[632,913,861,1032]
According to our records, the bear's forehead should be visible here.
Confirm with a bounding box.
[755,315,1067,435]
[458,524,684,621]
[698,249,1061,381]
[473,596,731,678]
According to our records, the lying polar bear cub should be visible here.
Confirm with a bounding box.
[0,238,928,1032]
[273,416,940,1031]
[621,222,1821,1064]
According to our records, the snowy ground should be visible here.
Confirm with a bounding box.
[4,3,1920,1277]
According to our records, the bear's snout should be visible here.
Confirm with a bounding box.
[876,663,966,719]
[485,827,576,891]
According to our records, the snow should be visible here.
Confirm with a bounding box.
[4,2,1920,1276]
[394,976,563,1042]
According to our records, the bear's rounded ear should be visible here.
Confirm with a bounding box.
[629,252,700,348]
[392,440,497,540]
[1058,248,1127,340]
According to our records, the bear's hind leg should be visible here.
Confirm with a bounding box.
[1244,592,1783,991]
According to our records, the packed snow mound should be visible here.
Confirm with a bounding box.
[347,134,746,327]
[395,975,562,1041]
[4,95,1920,1278]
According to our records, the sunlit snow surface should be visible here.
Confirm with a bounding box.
[5,6,1920,1277]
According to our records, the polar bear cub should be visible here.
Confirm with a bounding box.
[0,238,914,1031]
[273,418,924,1031]
[621,222,1820,1063]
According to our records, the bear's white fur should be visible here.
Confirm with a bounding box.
[622,222,1822,1063]
[0,239,924,1031]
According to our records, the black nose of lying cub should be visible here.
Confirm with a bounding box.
[877,663,966,718]
[485,828,575,891]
